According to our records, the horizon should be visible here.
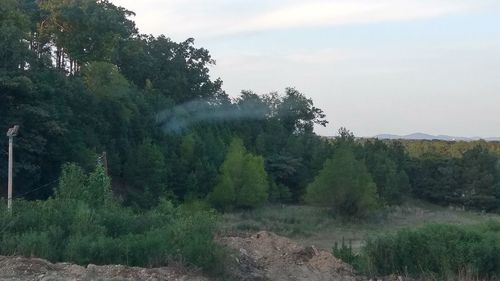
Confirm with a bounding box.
[362,132,500,139]
[111,0,500,138]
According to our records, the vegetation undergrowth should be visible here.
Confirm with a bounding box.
[0,164,225,274]
[357,222,500,280]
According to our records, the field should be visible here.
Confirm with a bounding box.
[222,200,500,251]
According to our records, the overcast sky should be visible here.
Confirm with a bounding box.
[112,0,500,137]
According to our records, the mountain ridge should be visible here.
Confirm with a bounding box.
[374,133,500,141]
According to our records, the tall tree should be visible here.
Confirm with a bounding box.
[305,146,378,217]
[209,138,268,210]
[278,87,327,134]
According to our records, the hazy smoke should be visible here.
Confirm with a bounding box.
[156,99,269,133]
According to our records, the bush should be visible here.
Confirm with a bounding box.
[361,223,500,279]
[332,238,360,267]
[0,164,224,273]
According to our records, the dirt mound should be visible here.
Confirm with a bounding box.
[0,256,208,281]
[221,231,360,281]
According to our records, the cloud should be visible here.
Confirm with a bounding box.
[112,0,497,38]
[233,1,469,32]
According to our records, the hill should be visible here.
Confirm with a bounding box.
[374,133,500,141]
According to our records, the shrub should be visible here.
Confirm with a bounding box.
[332,238,360,267]
[0,163,224,273]
[55,163,114,207]
[361,223,500,279]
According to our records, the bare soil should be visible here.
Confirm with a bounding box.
[0,255,208,281]
[221,231,360,281]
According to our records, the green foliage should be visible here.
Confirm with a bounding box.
[268,181,292,203]
[278,87,328,134]
[460,146,500,210]
[82,62,131,98]
[363,140,411,205]
[124,139,169,207]
[404,139,500,158]
[1,0,332,207]
[0,0,31,70]
[305,146,379,217]
[3,0,499,228]
[209,138,269,210]
[55,163,113,208]
[409,145,500,210]
[55,163,86,200]
[332,238,360,267]
[38,0,136,68]
[223,204,334,238]
[0,164,223,272]
[361,223,500,280]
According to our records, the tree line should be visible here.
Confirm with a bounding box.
[1,0,500,216]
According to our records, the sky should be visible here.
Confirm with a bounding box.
[112,0,500,137]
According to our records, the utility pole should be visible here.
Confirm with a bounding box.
[6,125,19,211]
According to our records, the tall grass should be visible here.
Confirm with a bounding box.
[223,204,334,237]
[359,222,500,280]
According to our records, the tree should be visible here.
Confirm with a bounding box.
[459,146,499,210]
[82,62,131,99]
[305,146,378,217]
[124,139,168,207]
[363,140,411,204]
[237,152,268,208]
[55,163,86,200]
[0,0,32,71]
[55,163,113,207]
[277,87,327,134]
[208,138,268,210]
[336,127,355,143]
[1,0,341,209]
[38,0,136,71]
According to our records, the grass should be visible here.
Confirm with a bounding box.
[222,200,500,251]
[361,222,500,279]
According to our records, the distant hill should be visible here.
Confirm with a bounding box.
[374,133,500,141]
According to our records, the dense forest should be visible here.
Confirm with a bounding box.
[1,0,500,277]
[2,0,499,212]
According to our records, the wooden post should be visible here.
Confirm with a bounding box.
[6,125,19,212]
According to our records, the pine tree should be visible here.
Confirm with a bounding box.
[237,154,268,208]
[305,146,378,217]
[209,138,268,210]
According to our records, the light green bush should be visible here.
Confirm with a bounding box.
[0,164,223,272]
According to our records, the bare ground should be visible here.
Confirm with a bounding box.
[221,231,360,281]
[0,255,208,281]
